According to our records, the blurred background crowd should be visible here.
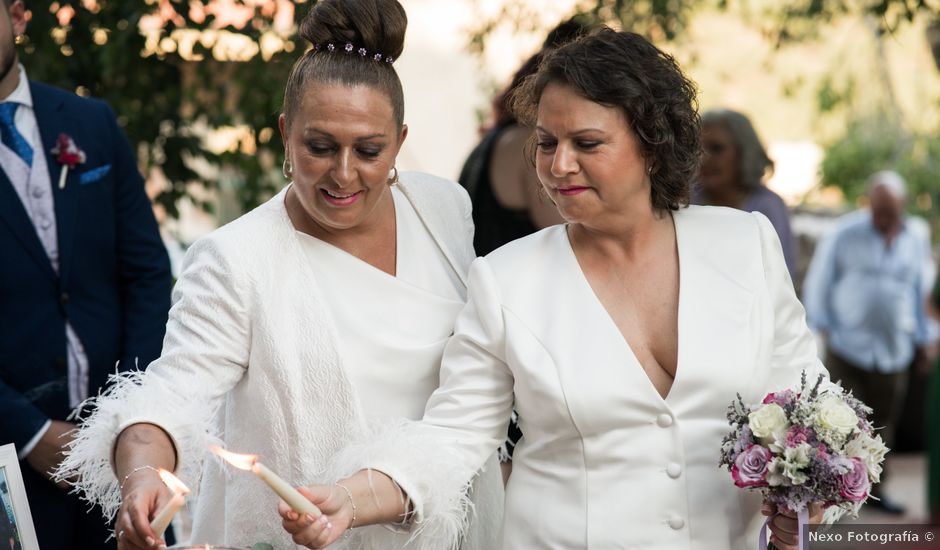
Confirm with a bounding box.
[3,0,940,546]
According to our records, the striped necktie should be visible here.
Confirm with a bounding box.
[0,102,33,167]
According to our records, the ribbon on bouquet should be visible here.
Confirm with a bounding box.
[758,507,809,550]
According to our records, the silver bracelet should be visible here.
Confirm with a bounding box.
[335,483,357,536]
[119,465,159,493]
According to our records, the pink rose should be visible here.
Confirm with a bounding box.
[732,444,772,488]
[762,390,798,408]
[839,457,871,502]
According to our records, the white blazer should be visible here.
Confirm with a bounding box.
[61,172,503,550]
[358,206,832,550]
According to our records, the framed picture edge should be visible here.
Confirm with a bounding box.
[0,443,40,550]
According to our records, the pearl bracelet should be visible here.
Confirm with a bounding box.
[119,465,159,493]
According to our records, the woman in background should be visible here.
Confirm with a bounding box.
[695,108,797,278]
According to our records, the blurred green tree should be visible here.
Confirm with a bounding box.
[20,0,309,221]
[468,0,940,54]
[751,0,940,52]
[820,117,940,216]
[467,0,700,56]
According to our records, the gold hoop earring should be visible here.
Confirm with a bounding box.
[283,158,292,181]
[387,166,399,186]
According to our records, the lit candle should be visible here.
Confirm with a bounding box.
[150,469,190,537]
[210,446,322,517]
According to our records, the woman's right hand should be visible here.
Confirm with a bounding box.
[278,485,354,549]
[115,470,172,550]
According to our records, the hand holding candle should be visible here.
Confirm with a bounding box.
[150,469,190,537]
[210,446,322,517]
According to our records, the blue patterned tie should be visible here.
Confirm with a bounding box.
[0,102,33,167]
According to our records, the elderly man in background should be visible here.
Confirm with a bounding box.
[803,170,934,515]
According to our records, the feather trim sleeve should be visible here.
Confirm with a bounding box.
[55,235,251,519]
[325,258,514,549]
[323,421,503,550]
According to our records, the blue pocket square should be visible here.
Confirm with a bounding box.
[79,164,111,185]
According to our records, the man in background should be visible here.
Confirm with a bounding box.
[803,170,933,515]
[0,1,172,547]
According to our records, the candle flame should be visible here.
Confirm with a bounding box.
[157,469,191,495]
[210,445,258,471]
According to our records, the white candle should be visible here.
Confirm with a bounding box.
[149,490,185,536]
[210,446,322,517]
[149,469,190,537]
[252,462,322,517]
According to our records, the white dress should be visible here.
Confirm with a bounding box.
[296,186,465,421]
[58,174,503,550]
[343,206,835,550]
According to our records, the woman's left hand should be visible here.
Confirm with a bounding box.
[278,485,353,549]
[762,501,823,549]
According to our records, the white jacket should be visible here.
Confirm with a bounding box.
[61,172,503,549]
[353,206,832,549]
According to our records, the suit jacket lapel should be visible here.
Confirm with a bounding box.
[32,82,78,285]
[0,166,57,280]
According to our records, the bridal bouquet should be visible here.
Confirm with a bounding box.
[719,372,887,534]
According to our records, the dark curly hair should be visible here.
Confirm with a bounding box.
[512,27,701,211]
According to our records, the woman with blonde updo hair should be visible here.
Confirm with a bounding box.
[58,1,503,549]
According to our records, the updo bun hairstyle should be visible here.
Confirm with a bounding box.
[283,0,407,130]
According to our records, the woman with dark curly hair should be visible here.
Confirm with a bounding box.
[282,28,830,550]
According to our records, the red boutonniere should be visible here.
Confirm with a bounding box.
[50,133,86,190]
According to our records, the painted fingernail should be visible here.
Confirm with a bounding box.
[307,513,318,523]
[288,511,298,521]
[145,537,155,546]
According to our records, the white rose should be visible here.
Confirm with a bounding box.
[844,432,889,482]
[817,397,858,436]
[748,403,789,445]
